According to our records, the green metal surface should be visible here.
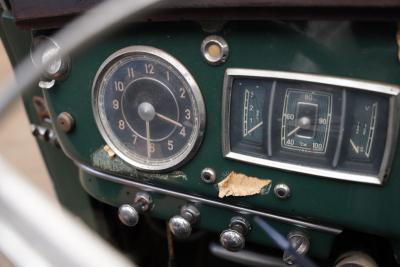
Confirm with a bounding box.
[45,21,400,240]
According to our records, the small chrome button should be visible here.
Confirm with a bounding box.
[201,35,229,65]
[201,168,216,183]
[274,184,291,199]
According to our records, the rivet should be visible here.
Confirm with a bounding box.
[57,112,75,133]
[201,168,216,183]
[274,183,291,199]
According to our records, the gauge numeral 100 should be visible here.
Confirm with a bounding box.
[313,142,323,150]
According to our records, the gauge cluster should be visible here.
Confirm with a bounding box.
[223,69,400,184]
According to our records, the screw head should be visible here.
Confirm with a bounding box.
[57,112,75,133]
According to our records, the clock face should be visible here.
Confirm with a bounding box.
[92,46,205,171]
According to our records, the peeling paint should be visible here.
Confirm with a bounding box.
[91,147,187,181]
[218,171,272,198]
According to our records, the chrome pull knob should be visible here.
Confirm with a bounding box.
[118,192,153,227]
[282,231,310,265]
[220,216,250,252]
[168,204,200,239]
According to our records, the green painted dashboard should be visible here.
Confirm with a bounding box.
[3,16,400,261]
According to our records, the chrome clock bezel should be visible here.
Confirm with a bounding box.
[222,68,400,185]
[92,46,206,172]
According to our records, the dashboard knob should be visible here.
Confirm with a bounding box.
[219,216,251,252]
[169,215,192,239]
[118,192,153,227]
[168,204,200,239]
[282,231,310,265]
[220,229,245,252]
[118,204,139,227]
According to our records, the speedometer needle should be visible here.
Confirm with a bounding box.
[287,126,301,138]
[156,112,183,127]
[146,121,151,159]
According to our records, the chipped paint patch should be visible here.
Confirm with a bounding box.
[103,145,116,159]
[91,147,187,181]
[218,171,271,198]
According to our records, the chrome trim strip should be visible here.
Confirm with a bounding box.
[222,68,400,185]
[75,161,342,234]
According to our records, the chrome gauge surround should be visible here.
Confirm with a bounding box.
[92,46,206,171]
[222,68,400,184]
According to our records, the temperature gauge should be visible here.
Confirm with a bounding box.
[242,87,265,143]
[281,89,332,153]
[348,99,378,161]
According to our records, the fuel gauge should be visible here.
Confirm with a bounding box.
[347,99,378,161]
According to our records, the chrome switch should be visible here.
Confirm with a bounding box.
[169,204,200,239]
[220,216,251,252]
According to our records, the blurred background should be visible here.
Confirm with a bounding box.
[0,38,59,265]
[0,39,57,201]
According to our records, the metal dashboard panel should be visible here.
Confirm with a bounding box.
[43,21,400,244]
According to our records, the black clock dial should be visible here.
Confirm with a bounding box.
[93,46,205,171]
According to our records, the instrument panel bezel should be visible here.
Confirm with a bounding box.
[222,68,400,184]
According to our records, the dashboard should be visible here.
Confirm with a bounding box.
[8,18,400,265]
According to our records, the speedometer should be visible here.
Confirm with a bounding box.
[281,89,332,153]
[92,46,205,171]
